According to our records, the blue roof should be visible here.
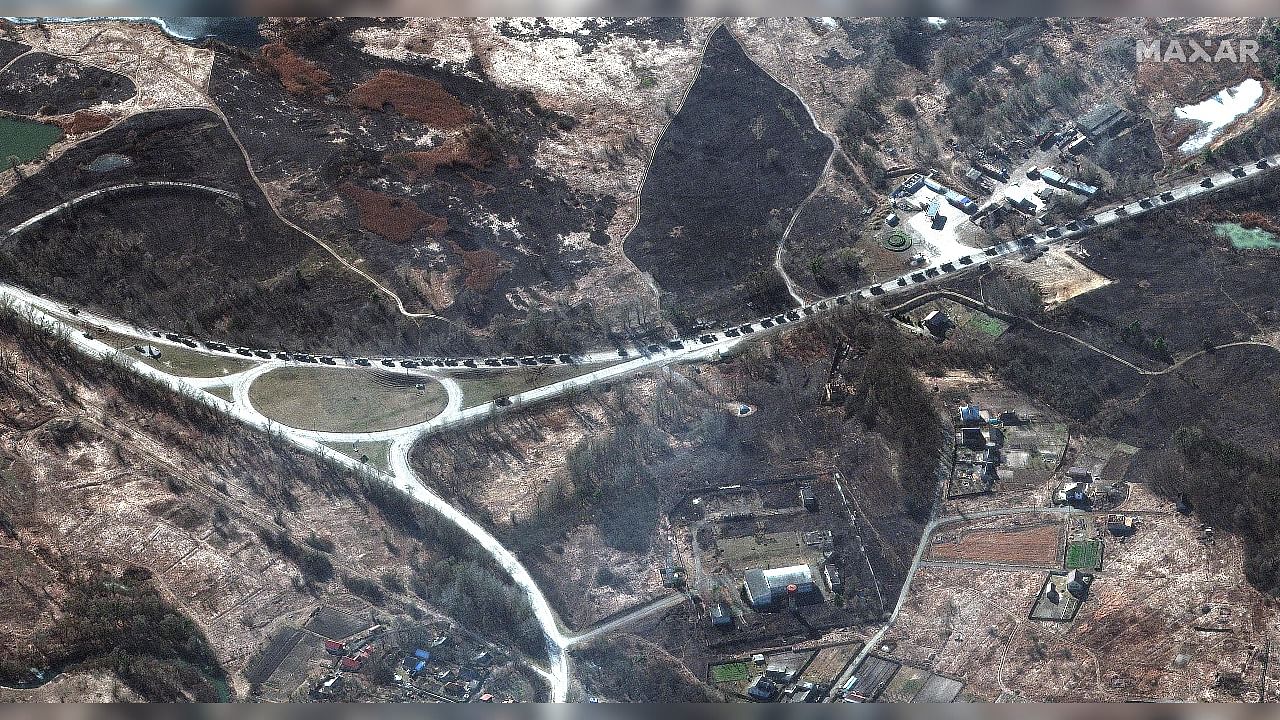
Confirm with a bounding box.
[414,661,427,673]
[413,649,431,660]
[960,405,981,422]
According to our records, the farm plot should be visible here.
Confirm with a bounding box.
[1065,539,1104,570]
[248,366,448,432]
[710,661,750,684]
[929,519,1062,567]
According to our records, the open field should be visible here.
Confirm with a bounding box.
[800,643,860,686]
[248,366,448,432]
[929,519,1061,567]
[449,360,624,409]
[323,439,392,472]
[90,329,259,378]
[1003,246,1113,308]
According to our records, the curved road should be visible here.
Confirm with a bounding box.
[3,181,241,239]
[1,132,1277,701]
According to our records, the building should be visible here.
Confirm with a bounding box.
[1040,167,1069,188]
[959,404,983,426]
[923,310,952,336]
[765,664,797,683]
[1065,570,1090,600]
[747,676,780,702]
[1006,187,1041,214]
[945,189,976,213]
[1075,102,1131,139]
[1106,514,1137,536]
[413,648,431,661]
[1067,467,1093,483]
[660,566,687,588]
[743,564,817,609]
[1066,178,1098,197]
[710,602,734,627]
[923,176,946,193]
[339,656,363,672]
[885,212,899,227]
[324,639,345,655]
[823,564,844,593]
[799,485,817,511]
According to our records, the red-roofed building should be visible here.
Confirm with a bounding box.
[324,639,345,655]
[339,656,363,672]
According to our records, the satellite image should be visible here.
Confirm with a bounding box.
[1,13,1280,705]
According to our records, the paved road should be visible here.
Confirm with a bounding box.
[3,181,241,238]
[1,146,1276,702]
[562,593,689,646]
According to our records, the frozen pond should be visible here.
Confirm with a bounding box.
[1174,78,1263,154]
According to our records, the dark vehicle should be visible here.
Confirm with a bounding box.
[1231,167,1246,178]
[502,358,519,366]
[1160,191,1175,202]
[538,356,555,364]
[210,343,229,352]
[896,277,907,287]
[1201,176,1214,188]
[699,334,716,343]
[760,319,775,327]
[911,272,926,282]
[430,360,444,367]
[484,358,501,366]
[869,285,885,295]
[802,307,814,316]
[320,357,336,365]
[786,311,800,321]
[1065,221,1080,232]
[1082,216,1098,226]
[182,340,198,348]
[519,357,538,366]
[817,301,828,310]
[558,354,572,363]
[67,306,80,315]
[941,262,956,272]
[925,267,940,277]
[978,261,991,270]
[1017,235,1035,247]
[984,247,999,256]
[1138,198,1154,209]
[1257,159,1270,169]
[724,328,741,337]
[236,348,253,356]
[276,352,290,360]
[401,360,419,368]
[1046,227,1062,238]
[495,396,512,407]
[254,350,270,358]
[740,324,756,333]
[383,359,396,367]
[165,333,181,342]
[446,359,461,367]
[647,344,661,353]
[1115,205,1129,216]
[774,314,787,323]
[958,255,972,264]
[617,349,629,357]
[836,296,850,305]
[355,358,370,366]
[667,340,684,350]
[152,330,162,338]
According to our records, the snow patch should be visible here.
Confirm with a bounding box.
[1174,77,1263,154]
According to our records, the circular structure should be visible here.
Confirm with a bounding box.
[787,583,798,594]
[248,366,448,433]
[881,230,914,252]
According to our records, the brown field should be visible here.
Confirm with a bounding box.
[259,42,332,97]
[349,69,472,129]
[929,521,1061,566]
[341,182,447,243]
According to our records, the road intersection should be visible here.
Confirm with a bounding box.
[0,148,1276,702]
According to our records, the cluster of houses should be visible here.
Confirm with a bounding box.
[746,658,827,703]
[1053,467,1127,509]
[950,404,1008,496]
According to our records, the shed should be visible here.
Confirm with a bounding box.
[959,404,982,426]
[413,648,431,661]
[710,602,734,627]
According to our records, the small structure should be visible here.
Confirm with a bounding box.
[959,404,983,427]
[1067,467,1093,483]
[339,655,363,672]
[799,485,818,512]
[961,427,987,449]
[823,564,844,593]
[945,189,977,213]
[710,602,734,627]
[747,676,780,702]
[324,639,345,655]
[923,310,952,337]
[1106,514,1137,536]
[885,212,900,227]
[660,566,687,589]
[743,564,817,609]
[1006,187,1041,214]
[1075,102,1131,139]
[765,664,797,683]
